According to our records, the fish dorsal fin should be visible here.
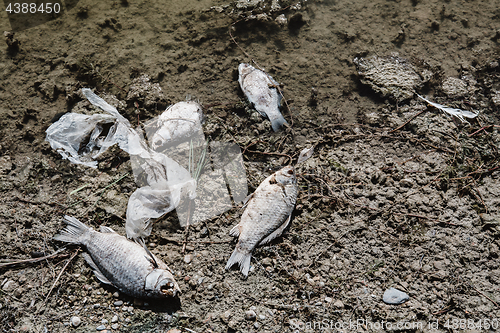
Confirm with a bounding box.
[259,214,292,246]
[242,193,254,208]
[100,225,116,233]
[144,247,159,269]
[82,252,112,285]
[135,237,159,269]
[229,223,241,237]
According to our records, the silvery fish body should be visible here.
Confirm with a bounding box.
[54,216,180,298]
[226,166,298,276]
[238,63,288,132]
[151,101,204,150]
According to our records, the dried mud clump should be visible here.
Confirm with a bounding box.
[354,54,431,101]
[3,31,20,53]
[215,0,305,25]
[126,74,167,110]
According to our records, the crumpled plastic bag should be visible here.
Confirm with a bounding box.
[46,88,134,168]
[125,181,196,239]
[46,88,197,240]
[45,112,118,168]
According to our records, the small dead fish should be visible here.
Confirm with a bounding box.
[54,215,180,298]
[226,165,298,276]
[238,63,288,132]
[150,101,204,150]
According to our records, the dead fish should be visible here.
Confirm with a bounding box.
[150,101,204,150]
[238,63,288,132]
[226,165,298,276]
[54,215,180,298]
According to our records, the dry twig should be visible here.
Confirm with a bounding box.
[44,249,80,303]
[0,248,68,268]
[469,283,500,309]
[389,109,427,133]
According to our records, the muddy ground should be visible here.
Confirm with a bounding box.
[1,0,500,332]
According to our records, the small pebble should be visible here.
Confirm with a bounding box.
[114,300,123,307]
[383,287,409,304]
[96,324,106,331]
[13,288,23,298]
[324,297,333,303]
[333,300,344,308]
[221,310,232,323]
[184,254,193,264]
[70,316,81,327]
[245,310,256,321]
[258,314,266,320]
[2,280,18,292]
[101,319,108,324]
[261,257,272,266]
[111,323,119,330]
[228,319,238,330]
[113,292,119,298]
[111,315,119,323]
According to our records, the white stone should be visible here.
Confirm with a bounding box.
[70,316,81,327]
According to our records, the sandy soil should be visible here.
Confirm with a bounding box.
[1,0,500,332]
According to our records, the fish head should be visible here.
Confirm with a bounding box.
[238,63,254,77]
[145,269,181,298]
[274,166,296,185]
[151,129,171,150]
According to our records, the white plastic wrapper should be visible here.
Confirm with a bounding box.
[45,112,117,168]
[46,88,197,240]
[125,181,196,239]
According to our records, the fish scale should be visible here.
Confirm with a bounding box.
[54,215,180,299]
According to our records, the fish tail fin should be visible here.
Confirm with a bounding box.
[225,247,252,277]
[270,114,288,132]
[53,215,89,244]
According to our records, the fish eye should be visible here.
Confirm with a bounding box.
[287,169,293,175]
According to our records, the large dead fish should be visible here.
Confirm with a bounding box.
[238,63,288,132]
[226,165,298,276]
[54,215,180,298]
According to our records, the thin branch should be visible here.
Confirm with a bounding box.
[469,283,500,309]
[0,248,68,268]
[389,109,427,133]
[44,249,80,303]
